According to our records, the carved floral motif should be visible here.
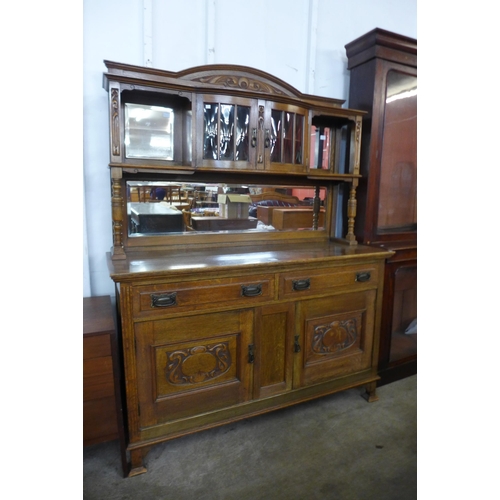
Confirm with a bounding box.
[111,88,120,156]
[312,318,358,354]
[193,75,286,96]
[166,342,231,385]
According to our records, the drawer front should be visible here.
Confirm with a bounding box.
[279,264,378,300]
[133,274,275,317]
[83,333,112,360]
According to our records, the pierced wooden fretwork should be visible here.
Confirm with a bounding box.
[166,342,231,385]
[312,318,358,354]
[193,75,287,96]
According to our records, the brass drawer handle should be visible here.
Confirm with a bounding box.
[355,272,371,283]
[151,292,177,308]
[292,278,311,291]
[241,284,263,297]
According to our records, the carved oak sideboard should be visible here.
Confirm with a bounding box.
[103,61,393,476]
[108,242,391,476]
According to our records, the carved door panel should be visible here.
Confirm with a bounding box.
[134,309,253,429]
[294,290,377,387]
[253,302,295,399]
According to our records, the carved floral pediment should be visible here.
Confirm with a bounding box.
[189,74,287,96]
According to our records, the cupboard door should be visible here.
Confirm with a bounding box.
[294,290,377,387]
[195,95,308,173]
[253,303,295,399]
[264,101,308,174]
[377,70,417,233]
[134,309,253,428]
[196,94,258,170]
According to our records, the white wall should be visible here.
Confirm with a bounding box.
[83,0,417,297]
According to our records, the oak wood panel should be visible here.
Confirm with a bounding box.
[295,290,377,387]
[279,263,379,300]
[253,303,295,399]
[134,310,253,428]
[132,274,275,318]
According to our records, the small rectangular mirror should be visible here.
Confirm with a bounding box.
[125,103,175,160]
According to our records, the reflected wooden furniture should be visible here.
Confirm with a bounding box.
[345,28,417,385]
[249,192,301,205]
[136,184,182,203]
[83,296,119,446]
[129,203,183,234]
[272,208,325,230]
[191,216,258,231]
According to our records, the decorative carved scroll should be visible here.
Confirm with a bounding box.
[312,318,358,354]
[111,88,120,156]
[166,342,231,385]
[192,75,286,96]
[354,117,362,174]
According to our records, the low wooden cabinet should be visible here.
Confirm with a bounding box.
[108,242,392,476]
[83,296,119,446]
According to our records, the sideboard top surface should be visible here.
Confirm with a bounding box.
[107,241,393,282]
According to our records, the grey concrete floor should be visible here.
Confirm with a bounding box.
[83,375,417,500]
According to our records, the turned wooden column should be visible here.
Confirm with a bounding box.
[111,167,126,260]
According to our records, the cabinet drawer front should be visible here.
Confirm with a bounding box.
[279,265,378,299]
[133,274,275,317]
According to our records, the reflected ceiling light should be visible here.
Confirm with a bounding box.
[216,252,278,263]
[386,88,417,103]
[170,264,207,270]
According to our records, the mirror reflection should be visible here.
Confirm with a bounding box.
[127,181,326,235]
[125,103,175,160]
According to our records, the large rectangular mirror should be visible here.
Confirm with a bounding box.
[126,181,327,236]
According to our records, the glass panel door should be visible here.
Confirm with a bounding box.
[378,71,417,232]
[198,95,255,170]
[267,103,306,173]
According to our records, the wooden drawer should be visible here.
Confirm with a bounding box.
[279,264,379,300]
[83,397,119,446]
[83,356,115,401]
[83,334,112,359]
[132,274,276,318]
